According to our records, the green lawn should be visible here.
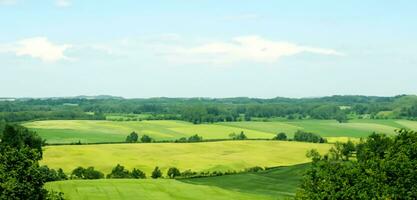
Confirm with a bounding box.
[41,140,331,175]
[23,119,417,144]
[45,164,308,200]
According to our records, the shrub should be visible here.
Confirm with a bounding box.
[151,166,162,179]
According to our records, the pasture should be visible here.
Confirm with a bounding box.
[41,140,331,175]
[23,119,417,144]
[45,164,307,200]
[45,179,273,200]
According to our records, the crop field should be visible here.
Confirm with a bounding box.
[45,164,307,200]
[41,140,331,175]
[24,119,417,144]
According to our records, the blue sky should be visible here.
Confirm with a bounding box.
[0,0,416,98]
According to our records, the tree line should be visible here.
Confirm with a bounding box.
[1,95,417,123]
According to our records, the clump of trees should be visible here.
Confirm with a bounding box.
[125,131,139,143]
[0,124,64,199]
[71,166,104,179]
[273,132,287,140]
[140,134,152,143]
[293,130,327,143]
[229,131,247,140]
[126,132,153,143]
[297,129,417,199]
[106,164,146,179]
[176,134,204,143]
[39,166,68,182]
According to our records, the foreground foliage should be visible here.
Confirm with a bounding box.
[297,129,417,199]
[0,124,63,199]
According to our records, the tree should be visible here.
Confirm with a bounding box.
[1,124,44,154]
[167,167,181,178]
[140,134,152,143]
[131,168,146,179]
[151,166,162,179]
[274,132,287,140]
[188,134,203,142]
[230,131,247,140]
[0,124,57,199]
[293,130,326,143]
[107,164,130,178]
[125,131,139,143]
[0,146,48,199]
[71,166,103,179]
[297,129,417,199]
[335,112,348,123]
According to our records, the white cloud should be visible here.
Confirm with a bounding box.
[56,0,71,7]
[162,36,344,64]
[1,37,72,62]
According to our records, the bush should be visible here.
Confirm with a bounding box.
[151,166,162,179]
[229,131,247,140]
[39,166,67,182]
[273,132,287,140]
[125,131,138,143]
[131,168,146,179]
[106,164,131,178]
[140,135,152,143]
[167,167,181,178]
[187,134,203,142]
[71,166,104,179]
[293,130,326,143]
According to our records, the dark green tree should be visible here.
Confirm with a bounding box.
[125,131,139,143]
[297,129,417,199]
[131,168,146,179]
[140,134,152,143]
[151,166,162,179]
[274,132,287,140]
[107,164,131,178]
[167,167,181,178]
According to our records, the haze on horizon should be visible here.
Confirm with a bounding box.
[1,0,416,98]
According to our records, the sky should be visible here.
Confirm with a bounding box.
[0,0,416,98]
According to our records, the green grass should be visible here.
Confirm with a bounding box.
[45,179,274,200]
[45,164,308,200]
[182,163,309,199]
[41,140,331,175]
[23,119,417,144]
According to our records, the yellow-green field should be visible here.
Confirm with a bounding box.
[41,140,331,175]
[24,119,417,144]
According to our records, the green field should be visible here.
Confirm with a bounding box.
[23,119,417,144]
[41,140,330,175]
[45,164,307,200]
[45,179,273,200]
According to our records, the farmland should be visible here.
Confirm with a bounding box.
[23,119,416,144]
[45,164,307,200]
[41,140,331,175]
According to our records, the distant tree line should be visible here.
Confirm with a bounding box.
[1,95,417,123]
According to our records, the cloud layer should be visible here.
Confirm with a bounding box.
[162,36,343,64]
[1,37,72,62]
